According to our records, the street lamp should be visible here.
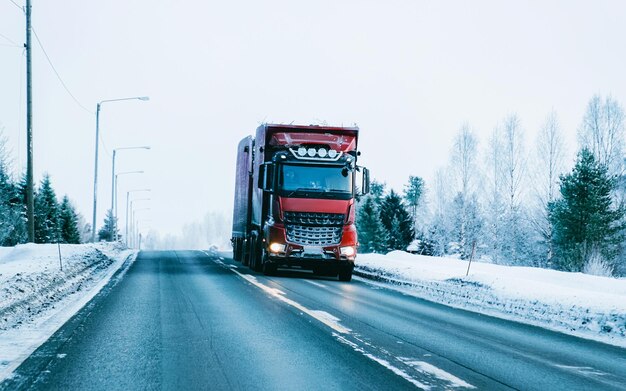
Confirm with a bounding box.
[132,207,150,248]
[136,219,152,250]
[91,96,149,242]
[111,146,150,221]
[114,171,144,241]
[128,198,150,246]
[126,190,150,246]
[129,200,150,247]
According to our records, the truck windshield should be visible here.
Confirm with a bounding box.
[279,164,353,198]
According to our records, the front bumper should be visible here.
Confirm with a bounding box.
[263,223,357,268]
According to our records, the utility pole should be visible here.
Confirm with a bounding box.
[91,103,101,242]
[25,0,35,242]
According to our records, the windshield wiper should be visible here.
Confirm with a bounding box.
[285,188,324,198]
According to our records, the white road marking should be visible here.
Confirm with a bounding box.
[334,333,431,390]
[555,365,608,377]
[400,358,475,389]
[304,280,327,288]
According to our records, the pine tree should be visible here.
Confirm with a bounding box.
[58,196,81,244]
[403,176,424,235]
[369,180,386,208]
[34,174,60,243]
[549,148,624,272]
[98,209,118,242]
[380,190,414,251]
[0,133,26,246]
[356,195,388,253]
[0,151,15,245]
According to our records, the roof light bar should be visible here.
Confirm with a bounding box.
[288,147,343,161]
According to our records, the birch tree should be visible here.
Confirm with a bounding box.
[500,114,531,264]
[448,124,482,257]
[530,111,567,266]
[578,94,625,178]
[484,124,505,263]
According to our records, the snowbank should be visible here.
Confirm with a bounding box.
[356,251,626,347]
[0,243,136,381]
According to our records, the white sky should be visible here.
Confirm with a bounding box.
[1,0,625,236]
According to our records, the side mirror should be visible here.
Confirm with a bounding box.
[258,162,275,193]
[362,167,370,195]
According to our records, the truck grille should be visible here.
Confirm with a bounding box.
[284,212,344,246]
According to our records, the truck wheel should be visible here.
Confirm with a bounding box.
[338,267,353,282]
[249,234,263,272]
[242,239,250,266]
[260,248,276,275]
[263,262,277,276]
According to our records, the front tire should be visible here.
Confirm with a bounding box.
[338,266,353,282]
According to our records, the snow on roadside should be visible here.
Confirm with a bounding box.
[356,251,626,348]
[0,243,136,381]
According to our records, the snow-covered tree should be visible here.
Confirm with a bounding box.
[380,190,413,251]
[34,174,60,243]
[98,209,118,242]
[484,125,505,263]
[550,148,624,273]
[403,176,425,236]
[428,168,452,256]
[493,115,531,264]
[58,196,81,244]
[0,128,27,246]
[451,124,479,196]
[356,195,388,253]
[450,192,484,260]
[529,111,567,266]
[448,125,482,258]
[578,94,625,178]
[369,180,386,207]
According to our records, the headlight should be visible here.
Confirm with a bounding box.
[269,242,286,253]
[340,246,355,257]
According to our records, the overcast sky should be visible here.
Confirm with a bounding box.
[1,0,625,237]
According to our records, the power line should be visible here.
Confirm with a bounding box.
[7,0,22,11]
[31,26,94,115]
[0,32,19,45]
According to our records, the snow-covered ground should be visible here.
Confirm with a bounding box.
[356,251,626,348]
[0,243,136,381]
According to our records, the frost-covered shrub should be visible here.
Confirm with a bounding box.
[583,250,614,277]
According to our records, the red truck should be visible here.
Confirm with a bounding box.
[231,124,370,281]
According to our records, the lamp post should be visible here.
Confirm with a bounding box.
[129,200,150,247]
[126,190,150,247]
[136,219,152,250]
[132,208,150,248]
[91,96,149,242]
[128,198,150,246]
[114,171,144,241]
[111,146,150,225]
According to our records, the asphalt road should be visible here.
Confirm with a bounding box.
[3,250,626,390]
